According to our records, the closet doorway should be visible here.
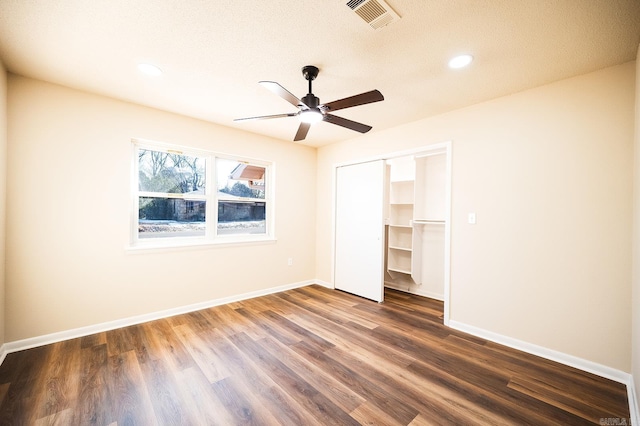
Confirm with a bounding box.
[333,142,451,322]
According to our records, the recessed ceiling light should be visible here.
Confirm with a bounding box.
[448,54,473,69]
[137,63,163,76]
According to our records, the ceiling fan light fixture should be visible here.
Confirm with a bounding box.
[448,54,473,69]
[299,109,323,124]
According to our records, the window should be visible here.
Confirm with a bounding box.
[132,140,273,247]
[137,148,207,239]
[216,158,266,236]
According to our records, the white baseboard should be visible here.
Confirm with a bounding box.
[449,320,630,384]
[0,279,316,359]
[628,376,639,426]
[449,320,637,422]
[384,282,444,301]
[313,279,334,289]
[0,344,7,366]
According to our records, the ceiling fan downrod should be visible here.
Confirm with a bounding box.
[301,65,320,107]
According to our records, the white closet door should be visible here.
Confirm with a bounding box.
[334,160,386,302]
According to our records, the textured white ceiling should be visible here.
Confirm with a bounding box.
[1,0,639,147]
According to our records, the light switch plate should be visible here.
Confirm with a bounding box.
[468,213,476,224]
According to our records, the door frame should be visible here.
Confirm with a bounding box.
[331,141,452,324]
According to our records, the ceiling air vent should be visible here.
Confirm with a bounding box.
[346,0,400,30]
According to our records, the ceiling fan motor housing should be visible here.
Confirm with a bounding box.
[301,93,320,108]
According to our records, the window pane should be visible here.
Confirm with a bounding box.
[217,158,267,236]
[217,201,266,235]
[138,197,205,239]
[138,149,205,194]
[217,158,265,199]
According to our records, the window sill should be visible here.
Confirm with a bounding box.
[126,235,277,254]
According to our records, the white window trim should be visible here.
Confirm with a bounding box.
[129,138,276,251]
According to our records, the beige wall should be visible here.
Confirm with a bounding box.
[0,61,6,346]
[632,45,640,413]
[317,62,635,371]
[6,75,317,342]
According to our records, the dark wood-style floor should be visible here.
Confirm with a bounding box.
[0,285,630,425]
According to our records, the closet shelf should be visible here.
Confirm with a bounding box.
[388,267,411,275]
[389,245,412,252]
[412,219,445,225]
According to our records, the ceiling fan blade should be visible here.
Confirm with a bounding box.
[322,90,384,112]
[324,114,372,133]
[293,122,311,141]
[259,81,305,108]
[234,113,297,122]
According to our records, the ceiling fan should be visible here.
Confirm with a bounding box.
[234,65,384,142]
